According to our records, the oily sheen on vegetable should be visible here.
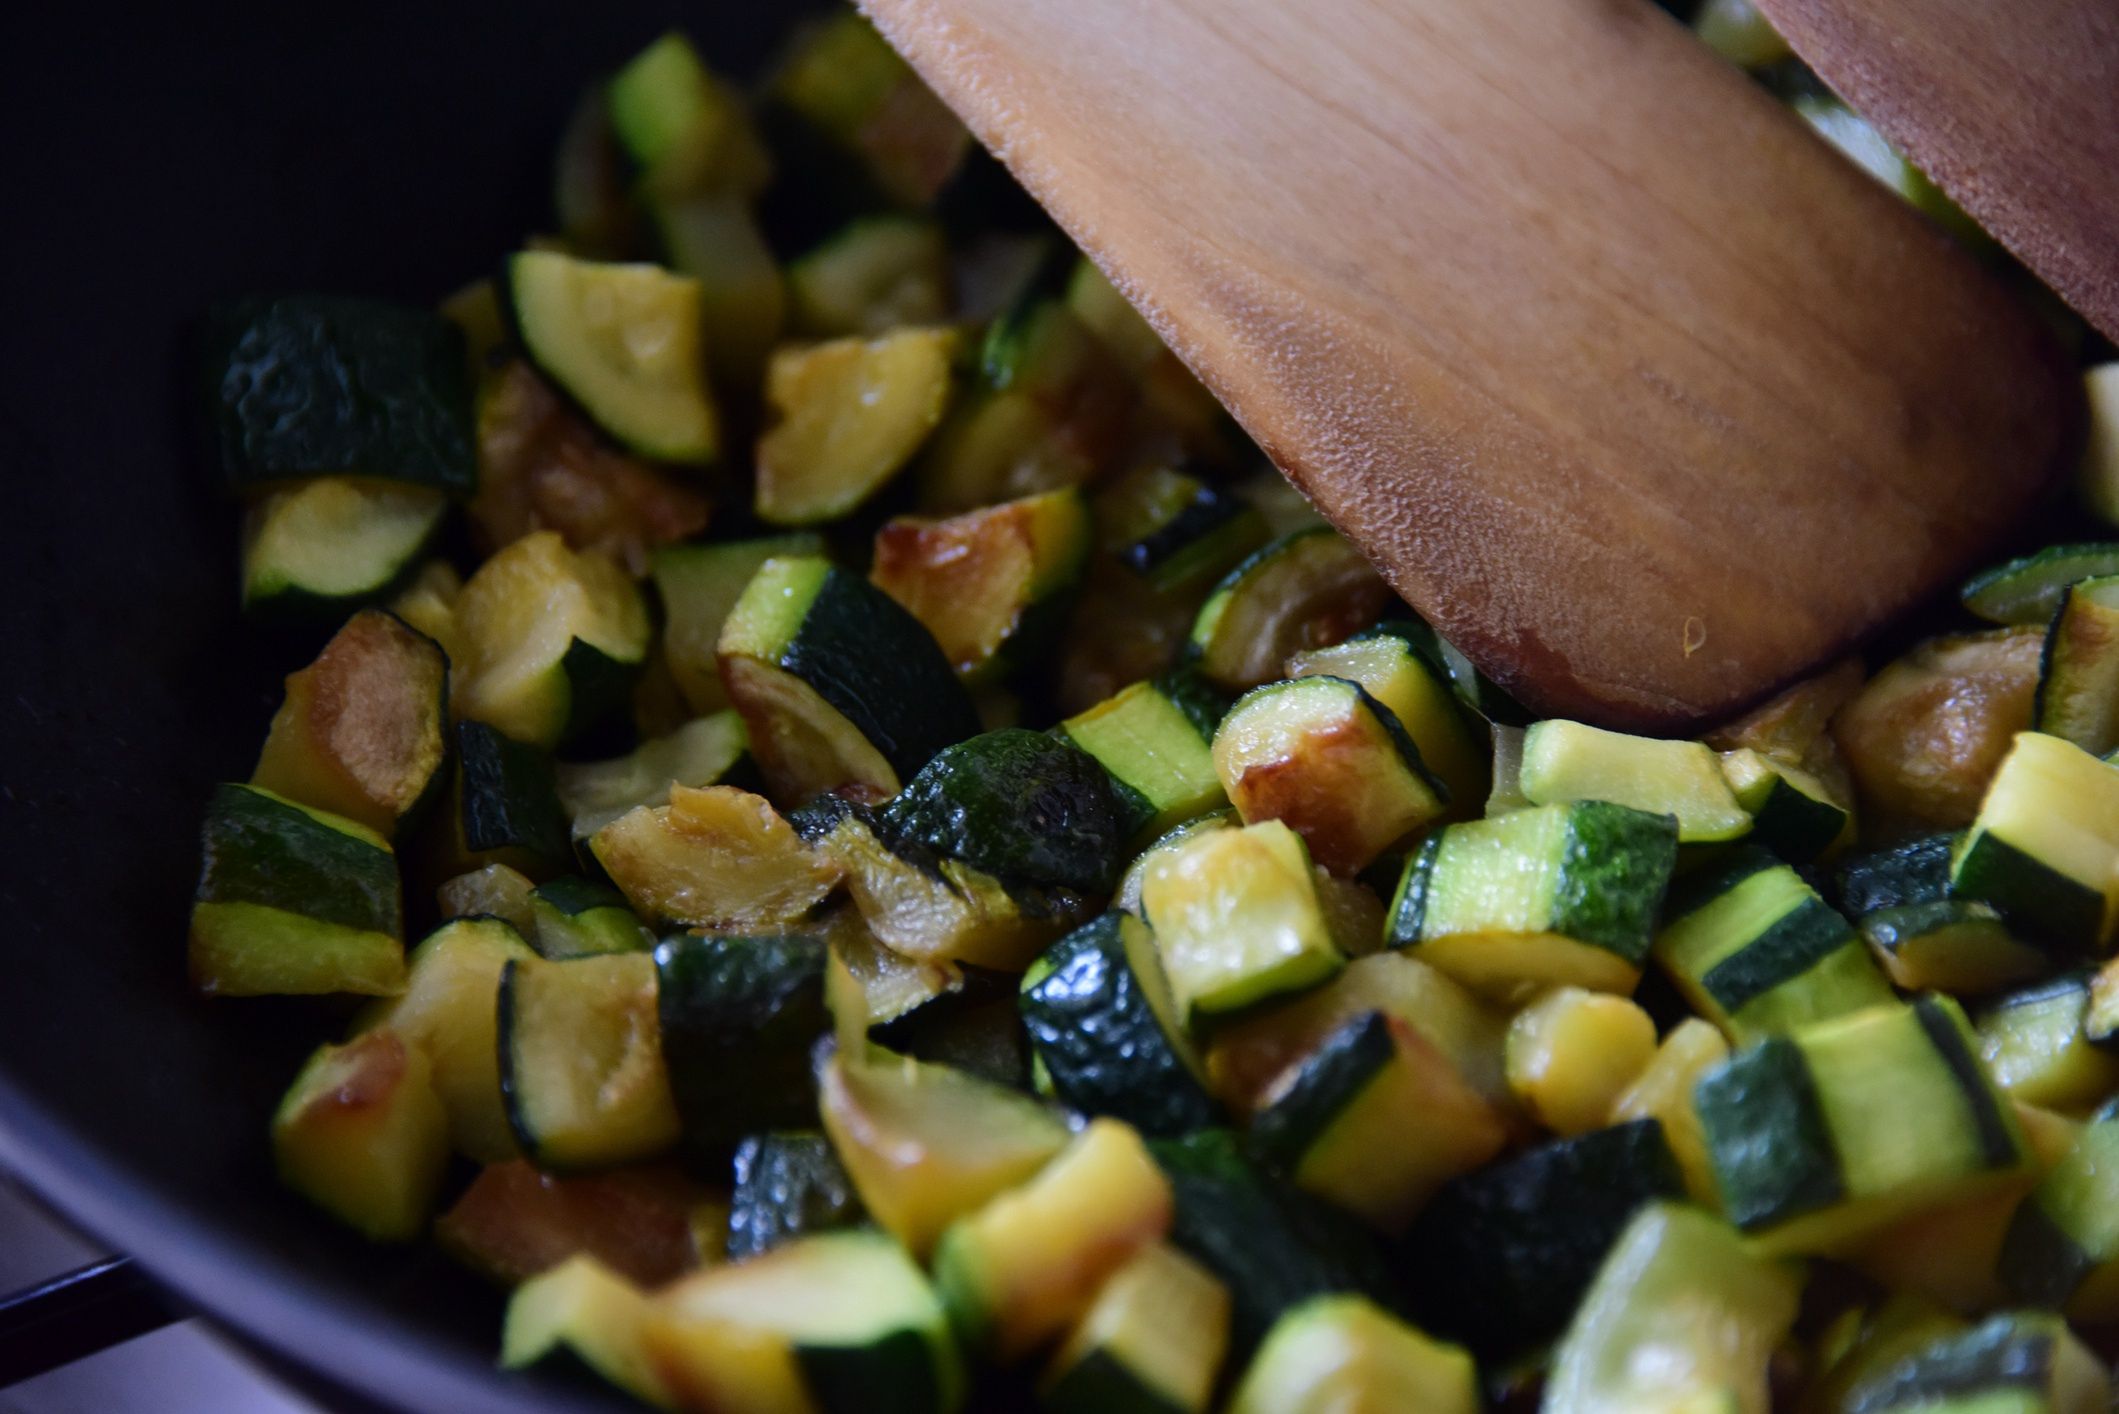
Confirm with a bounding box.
[188,9,2118,1413]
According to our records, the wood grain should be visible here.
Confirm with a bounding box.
[1755,0,2119,343]
[861,0,2080,730]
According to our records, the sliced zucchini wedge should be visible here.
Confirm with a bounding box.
[1384,800,1677,1001]
[1837,1310,2108,1414]
[1610,1017,1730,1204]
[2035,574,2119,755]
[756,327,958,525]
[1949,730,2119,952]
[500,1254,675,1410]
[1962,542,2119,626]
[271,1028,449,1241]
[1858,900,2047,996]
[869,488,1092,683]
[1543,1203,1800,1414]
[728,1131,865,1262]
[525,878,653,959]
[1189,529,1390,692]
[1718,746,1851,862]
[251,609,448,838]
[789,216,951,338]
[1228,1295,1479,1414]
[1288,625,1489,818]
[1999,1105,2119,1321]
[1041,1242,1230,1414]
[591,784,838,930]
[652,534,823,714]
[1653,847,1894,1042]
[203,294,475,494]
[555,710,751,842]
[655,931,829,1163]
[1137,818,1345,1024]
[505,250,719,464]
[189,783,404,998]
[607,30,767,195]
[1212,675,1449,876]
[452,530,651,748]
[433,720,572,881]
[1059,673,1228,844]
[1519,719,1751,843]
[718,554,977,801]
[241,478,447,619]
[1696,998,2029,1255]
[497,953,681,1171]
[1975,972,2119,1112]
[1019,913,1219,1138]
[1503,986,1658,1136]
[438,861,539,935]
[1094,463,1268,597]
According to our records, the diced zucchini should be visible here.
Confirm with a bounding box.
[755,328,958,525]
[1835,629,2043,832]
[1505,987,1658,1136]
[1718,747,1850,862]
[435,1158,718,1287]
[1839,831,1957,915]
[1019,914,1219,1137]
[505,250,718,464]
[728,1132,865,1261]
[1859,901,2047,996]
[935,1119,1171,1360]
[389,558,464,661]
[817,1050,1069,1259]
[1138,819,1345,1024]
[1094,464,1268,597]
[251,610,448,838]
[1806,1297,1972,1414]
[1189,530,1390,692]
[1212,676,1449,876]
[881,729,1130,892]
[1059,675,1228,844]
[1115,810,1236,917]
[718,554,977,801]
[1289,625,1489,818]
[647,189,785,393]
[498,953,681,1170]
[1950,730,2119,951]
[821,907,963,1041]
[1543,1203,1801,1414]
[1999,1107,2119,1320]
[240,478,447,618]
[870,488,1091,683]
[500,1254,675,1409]
[592,784,837,930]
[1041,1243,1230,1414]
[1203,950,1508,1115]
[439,862,538,936]
[1696,998,2029,1254]
[768,11,970,208]
[1837,1310,2108,1414]
[202,294,475,494]
[355,916,535,1161]
[1228,1296,1479,1414]
[272,1029,449,1241]
[1654,847,1893,1042]
[648,1229,964,1414]
[2035,574,2119,755]
[1248,1010,1507,1231]
[607,31,767,196]
[1148,1129,1406,1355]
[433,720,572,880]
[525,878,654,959]
[452,531,650,748]
[1520,720,1751,843]
[1975,973,2119,1112]
[1610,1017,1730,1204]
[189,783,404,998]
[812,802,1093,971]
[789,216,951,337]
[1400,1119,1684,1356]
[556,711,750,841]
[1385,801,1677,1001]
[656,932,829,1163]
[1963,543,2119,627]
[653,534,823,714]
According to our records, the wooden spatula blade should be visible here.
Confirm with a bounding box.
[862,0,2079,730]
[1753,0,2119,343]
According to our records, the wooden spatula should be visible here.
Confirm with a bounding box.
[1752,0,2119,343]
[859,0,2080,731]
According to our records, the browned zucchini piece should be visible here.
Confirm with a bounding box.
[590,784,840,930]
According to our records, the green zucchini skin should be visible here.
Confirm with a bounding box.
[1019,915,1219,1137]
[1841,1311,2097,1414]
[727,1131,866,1261]
[1148,1130,1406,1358]
[1960,542,2119,626]
[1694,1034,1845,1230]
[655,933,830,1165]
[526,878,653,958]
[881,729,1132,893]
[202,295,476,495]
[456,721,572,875]
[1951,830,2105,954]
[1246,1010,1396,1172]
[196,783,399,932]
[1836,833,1956,917]
[1042,1349,1189,1414]
[1398,1118,1683,1358]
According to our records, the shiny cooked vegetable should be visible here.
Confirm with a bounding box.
[187,9,2118,1413]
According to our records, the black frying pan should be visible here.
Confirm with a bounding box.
[0,3,820,1408]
